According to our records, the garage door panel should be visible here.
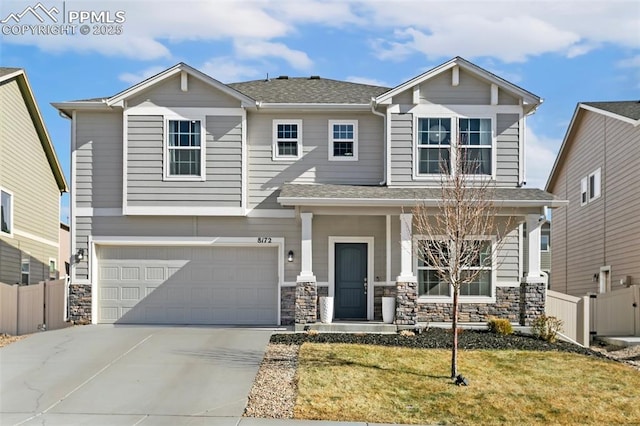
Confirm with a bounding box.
[98,246,278,325]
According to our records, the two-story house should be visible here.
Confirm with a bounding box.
[546,101,640,296]
[54,57,564,326]
[0,68,68,286]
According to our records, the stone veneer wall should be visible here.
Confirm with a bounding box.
[295,281,317,324]
[69,284,92,324]
[417,286,520,323]
[374,286,397,321]
[520,281,546,325]
[280,287,296,325]
[395,281,418,325]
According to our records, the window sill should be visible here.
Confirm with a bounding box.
[272,156,300,162]
[163,175,206,182]
[329,156,358,162]
[418,296,496,304]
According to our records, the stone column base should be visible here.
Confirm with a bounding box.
[295,281,317,324]
[69,283,92,324]
[395,281,418,325]
[520,281,546,326]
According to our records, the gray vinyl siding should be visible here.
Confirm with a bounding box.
[74,217,91,280]
[389,113,413,185]
[419,68,490,105]
[74,216,301,282]
[0,78,60,284]
[247,112,384,209]
[497,229,520,283]
[127,74,242,109]
[496,114,520,186]
[549,110,640,296]
[75,111,123,208]
[126,115,242,207]
[312,216,387,283]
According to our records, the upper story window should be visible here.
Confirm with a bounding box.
[540,234,550,252]
[165,119,204,180]
[417,118,451,174]
[329,120,358,161]
[580,168,601,206]
[273,120,302,160]
[416,117,493,177]
[1,189,13,236]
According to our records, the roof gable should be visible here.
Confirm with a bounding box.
[0,69,68,192]
[546,101,640,191]
[375,56,541,113]
[106,63,256,108]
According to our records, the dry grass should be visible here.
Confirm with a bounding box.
[0,333,26,348]
[295,343,640,425]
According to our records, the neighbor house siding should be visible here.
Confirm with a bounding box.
[127,74,242,109]
[0,78,60,285]
[75,111,123,209]
[247,112,384,209]
[126,115,242,207]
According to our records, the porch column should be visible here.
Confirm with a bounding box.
[296,212,317,324]
[396,213,417,326]
[397,213,417,282]
[525,213,543,281]
[297,212,315,282]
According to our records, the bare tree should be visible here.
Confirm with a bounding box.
[413,141,509,379]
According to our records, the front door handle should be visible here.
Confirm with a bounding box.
[363,277,367,295]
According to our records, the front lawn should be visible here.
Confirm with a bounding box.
[294,343,640,425]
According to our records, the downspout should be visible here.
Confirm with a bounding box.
[57,109,72,322]
[371,99,387,185]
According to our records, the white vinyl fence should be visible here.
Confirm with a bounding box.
[546,290,590,347]
[0,279,69,336]
[593,285,640,337]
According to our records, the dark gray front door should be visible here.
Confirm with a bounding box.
[335,243,367,319]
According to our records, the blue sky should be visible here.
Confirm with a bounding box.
[1,0,638,223]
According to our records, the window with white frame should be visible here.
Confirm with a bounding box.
[21,257,30,285]
[540,234,549,252]
[166,119,203,179]
[417,118,451,174]
[329,120,358,160]
[417,239,493,297]
[49,259,57,280]
[0,189,12,235]
[580,168,601,206]
[273,120,302,160]
[416,117,493,176]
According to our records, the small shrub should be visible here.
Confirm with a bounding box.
[306,329,319,336]
[487,316,513,335]
[399,329,415,337]
[531,315,563,343]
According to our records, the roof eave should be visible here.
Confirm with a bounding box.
[257,103,372,111]
[277,196,566,208]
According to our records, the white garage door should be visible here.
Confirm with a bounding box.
[97,246,278,325]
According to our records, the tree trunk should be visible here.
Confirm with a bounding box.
[451,286,459,379]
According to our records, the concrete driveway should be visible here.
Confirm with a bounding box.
[0,325,274,425]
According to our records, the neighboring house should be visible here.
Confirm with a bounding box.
[53,57,564,326]
[0,68,68,285]
[546,101,640,296]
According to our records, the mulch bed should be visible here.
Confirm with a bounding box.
[271,328,605,359]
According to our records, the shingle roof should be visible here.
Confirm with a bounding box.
[0,67,22,78]
[582,101,640,121]
[278,183,564,207]
[228,77,390,104]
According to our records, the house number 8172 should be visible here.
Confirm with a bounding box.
[257,237,272,243]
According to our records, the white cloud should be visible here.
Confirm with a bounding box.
[345,76,389,87]
[118,65,167,84]
[199,57,262,83]
[525,126,562,189]
[234,39,313,70]
[617,55,640,68]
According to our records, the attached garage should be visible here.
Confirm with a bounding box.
[96,245,279,325]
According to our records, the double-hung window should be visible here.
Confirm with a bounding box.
[417,239,493,298]
[1,189,12,235]
[273,120,302,160]
[580,168,601,206]
[21,257,30,285]
[166,119,203,179]
[329,120,358,161]
[416,117,493,177]
[459,118,492,175]
[417,118,451,174]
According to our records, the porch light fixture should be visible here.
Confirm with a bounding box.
[75,249,85,262]
[288,250,294,262]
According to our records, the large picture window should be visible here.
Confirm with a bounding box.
[417,239,493,298]
[1,189,12,235]
[167,120,202,178]
[416,117,493,177]
[273,120,302,160]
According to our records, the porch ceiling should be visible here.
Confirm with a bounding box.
[277,183,567,209]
